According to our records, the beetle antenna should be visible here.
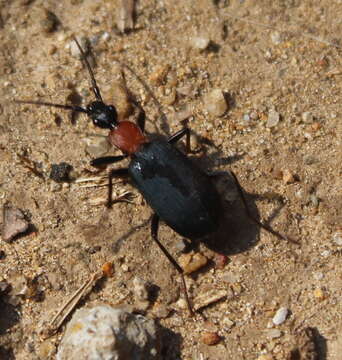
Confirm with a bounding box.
[14,100,88,113]
[72,35,103,102]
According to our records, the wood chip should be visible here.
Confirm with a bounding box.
[193,289,227,311]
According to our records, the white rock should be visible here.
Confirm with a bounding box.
[57,306,159,360]
[272,307,288,325]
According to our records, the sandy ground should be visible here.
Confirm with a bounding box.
[0,0,341,359]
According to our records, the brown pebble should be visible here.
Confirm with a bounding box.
[201,331,221,346]
[102,262,114,277]
[178,251,208,274]
[282,169,296,184]
[149,64,170,85]
[2,203,29,242]
[214,254,229,269]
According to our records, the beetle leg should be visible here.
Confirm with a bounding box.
[106,168,130,208]
[168,128,191,153]
[229,171,298,244]
[90,155,128,168]
[151,214,195,316]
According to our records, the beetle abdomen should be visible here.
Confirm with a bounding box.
[129,140,220,239]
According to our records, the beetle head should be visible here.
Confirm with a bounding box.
[87,101,118,129]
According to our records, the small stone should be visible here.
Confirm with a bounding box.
[270,31,283,45]
[151,303,170,319]
[2,203,29,242]
[222,317,235,329]
[214,254,229,269]
[57,306,160,360]
[321,250,330,257]
[266,329,282,339]
[84,136,111,159]
[272,307,289,325]
[178,251,208,274]
[201,331,221,346]
[70,36,89,58]
[332,231,342,246]
[257,354,274,360]
[191,35,210,50]
[50,162,73,183]
[203,89,228,117]
[149,65,170,85]
[266,109,280,128]
[38,339,56,359]
[102,262,114,277]
[133,277,149,302]
[313,272,324,280]
[302,111,314,123]
[313,288,325,300]
[282,169,296,184]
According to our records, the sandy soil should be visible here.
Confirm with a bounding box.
[0,0,341,359]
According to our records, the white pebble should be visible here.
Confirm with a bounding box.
[266,109,280,128]
[272,307,288,325]
[191,35,210,50]
[332,232,342,246]
[203,88,228,117]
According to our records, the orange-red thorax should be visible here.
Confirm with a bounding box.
[108,121,147,155]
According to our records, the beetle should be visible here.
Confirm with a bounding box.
[16,37,291,316]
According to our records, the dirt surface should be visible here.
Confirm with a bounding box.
[0,0,341,359]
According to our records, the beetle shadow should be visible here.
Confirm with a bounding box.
[201,171,286,255]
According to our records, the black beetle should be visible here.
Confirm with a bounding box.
[16,37,291,315]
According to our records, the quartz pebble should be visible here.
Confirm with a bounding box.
[332,232,342,246]
[302,111,314,123]
[57,306,160,360]
[272,307,289,325]
[203,89,228,117]
[191,35,210,50]
[266,109,280,128]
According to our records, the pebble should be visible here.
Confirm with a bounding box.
[270,31,282,45]
[50,162,73,183]
[332,232,342,246]
[313,288,325,300]
[133,277,150,302]
[302,111,314,123]
[272,307,289,325]
[266,329,282,339]
[214,254,229,269]
[257,354,274,360]
[203,89,228,117]
[201,331,221,346]
[84,136,110,158]
[178,251,208,274]
[190,35,210,51]
[313,272,324,281]
[57,306,160,360]
[69,36,89,58]
[2,203,29,242]
[282,169,296,184]
[266,109,280,128]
